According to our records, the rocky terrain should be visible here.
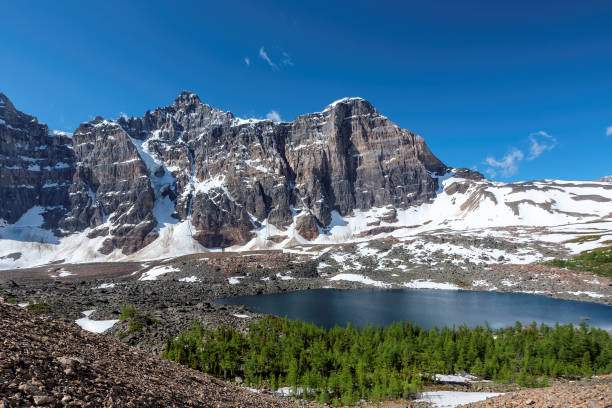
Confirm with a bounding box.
[462,375,612,407]
[0,299,313,408]
[1,241,610,356]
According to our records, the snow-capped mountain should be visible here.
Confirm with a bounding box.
[1,92,611,269]
[597,175,612,182]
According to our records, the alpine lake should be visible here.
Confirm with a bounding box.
[217,288,612,330]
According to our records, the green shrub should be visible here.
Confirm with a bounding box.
[128,320,144,333]
[119,305,137,320]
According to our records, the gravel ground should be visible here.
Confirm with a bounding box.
[461,375,612,407]
[0,300,314,408]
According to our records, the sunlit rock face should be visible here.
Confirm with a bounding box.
[0,93,75,232]
[0,92,447,253]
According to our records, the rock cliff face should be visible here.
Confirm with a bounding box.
[0,93,75,232]
[0,92,448,254]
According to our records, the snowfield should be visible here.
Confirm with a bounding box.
[1,174,611,269]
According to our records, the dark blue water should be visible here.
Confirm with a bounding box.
[217,289,612,330]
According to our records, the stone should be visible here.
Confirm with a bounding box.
[32,395,54,405]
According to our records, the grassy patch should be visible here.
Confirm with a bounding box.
[117,305,154,339]
[562,235,603,244]
[6,297,17,304]
[450,278,469,288]
[544,246,612,278]
[26,302,51,314]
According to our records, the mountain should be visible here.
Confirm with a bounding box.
[597,175,612,182]
[1,92,611,269]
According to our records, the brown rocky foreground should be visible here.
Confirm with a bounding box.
[0,300,310,407]
[462,375,612,408]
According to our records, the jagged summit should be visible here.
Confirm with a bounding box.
[323,96,370,111]
[0,92,447,258]
[173,90,203,106]
[597,175,612,182]
[0,93,15,111]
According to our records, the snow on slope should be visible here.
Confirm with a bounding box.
[1,173,611,269]
[238,174,612,254]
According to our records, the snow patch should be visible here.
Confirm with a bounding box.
[415,391,504,408]
[139,265,179,281]
[566,291,607,299]
[179,276,200,282]
[74,310,119,334]
[93,283,116,289]
[229,276,245,285]
[403,280,460,290]
[329,273,391,288]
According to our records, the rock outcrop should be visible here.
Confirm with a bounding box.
[0,92,448,254]
[0,93,75,232]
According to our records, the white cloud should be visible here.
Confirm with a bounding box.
[606,126,612,137]
[244,57,250,66]
[527,131,556,160]
[266,110,282,122]
[484,148,524,178]
[281,52,293,66]
[259,47,277,70]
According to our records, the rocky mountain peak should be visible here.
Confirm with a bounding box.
[173,91,203,107]
[1,92,451,256]
[0,93,16,112]
[323,96,372,112]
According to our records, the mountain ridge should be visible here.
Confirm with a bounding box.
[1,92,611,270]
[1,92,447,255]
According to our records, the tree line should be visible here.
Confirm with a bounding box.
[162,317,612,405]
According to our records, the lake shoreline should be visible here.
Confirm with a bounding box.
[2,260,612,355]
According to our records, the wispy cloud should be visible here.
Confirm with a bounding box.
[607,126,612,137]
[259,47,277,70]
[281,52,293,66]
[527,131,556,160]
[266,110,282,122]
[484,148,524,178]
[244,57,250,66]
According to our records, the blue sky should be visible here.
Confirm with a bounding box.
[1,0,611,181]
